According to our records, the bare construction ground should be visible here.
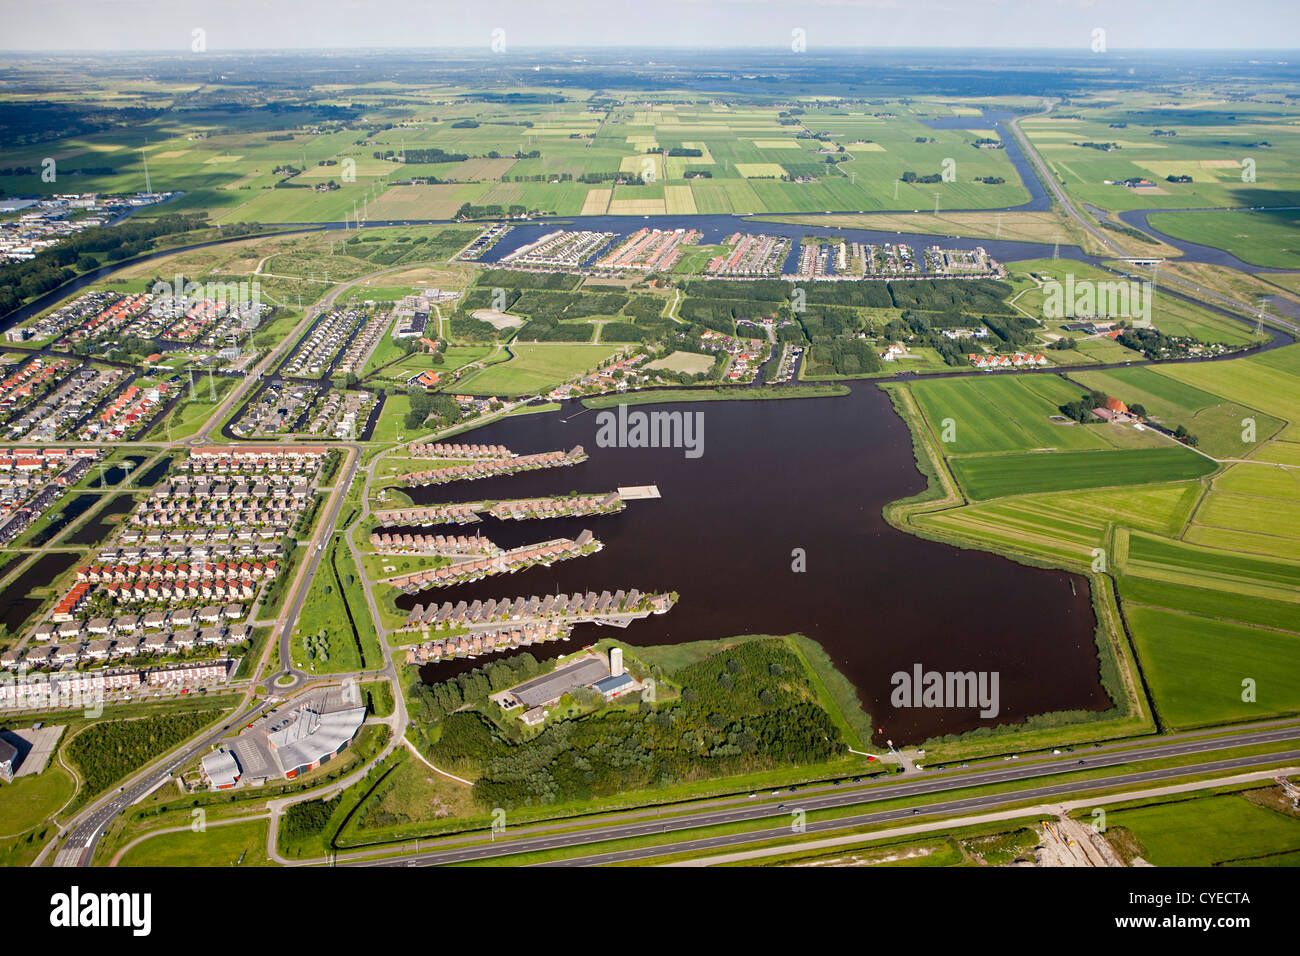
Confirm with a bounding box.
[471,308,525,329]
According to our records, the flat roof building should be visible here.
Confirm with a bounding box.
[201,748,241,790]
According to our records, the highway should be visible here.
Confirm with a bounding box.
[32,115,1300,868]
[352,722,1300,867]
[545,749,1300,868]
[1008,106,1300,339]
[51,695,275,867]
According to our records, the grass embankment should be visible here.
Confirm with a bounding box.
[582,383,849,409]
[877,381,1157,757]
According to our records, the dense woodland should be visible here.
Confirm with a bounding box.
[418,640,845,808]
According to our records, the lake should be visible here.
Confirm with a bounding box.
[398,384,1109,743]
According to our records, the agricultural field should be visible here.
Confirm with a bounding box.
[1019,100,1300,216]
[910,374,1169,456]
[914,482,1199,567]
[118,819,271,867]
[1147,209,1300,270]
[1149,344,1300,441]
[1125,606,1300,727]
[1117,576,1300,634]
[1066,365,1285,458]
[948,446,1217,500]
[1120,530,1300,603]
[1101,792,1300,866]
[0,95,1037,224]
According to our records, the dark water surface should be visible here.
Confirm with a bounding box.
[0,552,81,635]
[400,384,1108,742]
[67,494,136,546]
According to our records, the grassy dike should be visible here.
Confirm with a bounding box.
[581,383,850,409]
[877,381,1157,761]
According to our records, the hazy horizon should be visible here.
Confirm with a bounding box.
[2,0,1297,53]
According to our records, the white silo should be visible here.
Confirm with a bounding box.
[610,646,624,677]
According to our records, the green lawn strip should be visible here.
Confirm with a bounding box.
[233,626,274,681]
[358,552,450,581]
[362,681,395,718]
[581,383,849,409]
[118,818,272,867]
[256,545,305,621]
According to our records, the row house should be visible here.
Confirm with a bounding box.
[402,446,586,487]
[373,503,479,527]
[406,441,515,460]
[370,531,494,553]
[146,660,232,688]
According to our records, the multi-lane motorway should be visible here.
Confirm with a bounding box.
[353,722,1300,867]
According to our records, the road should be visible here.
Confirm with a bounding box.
[1008,106,1300,338]
[670,763,1299,867]
[264,443,361,690]
[348,722,1300,867]
[31,137,1300,867]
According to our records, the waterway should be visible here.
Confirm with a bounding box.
[401,383,1109,743]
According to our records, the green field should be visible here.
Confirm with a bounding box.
[915,482,1199,567]
[948,447,1217,500]
[1118,575,1300,634]
[456,343,623,395]
[1126,605,1300,727]
[1151,345,1300,442]
[1121,530,1300,602]
[1067,365,1285,458]
[1105,793,1300,866]
[118,819,271,867]
[0,765,75,835]
[1148,209,1300,270]
[0,96,1038,224]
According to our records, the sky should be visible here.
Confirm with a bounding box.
[1,0,1297,52]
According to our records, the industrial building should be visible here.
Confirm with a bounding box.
[201,748,241,790]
